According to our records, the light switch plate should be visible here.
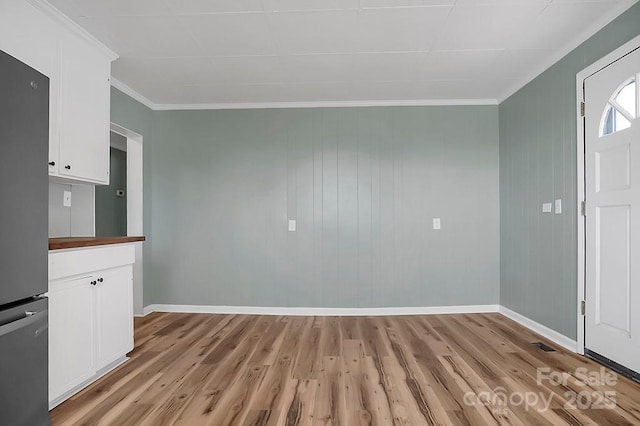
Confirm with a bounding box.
[555,199,562,214]
[63,191,71,207]
[542,203,552,213]
[288,219,296,232]
[433,218,441,230]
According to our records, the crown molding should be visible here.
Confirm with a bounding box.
[109,79,498,110]
[110,78,156,110]
[498,0,638,103]
[152,98,498,110]
[26,0,118,61]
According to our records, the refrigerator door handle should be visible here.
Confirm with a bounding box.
[0,309,47,338]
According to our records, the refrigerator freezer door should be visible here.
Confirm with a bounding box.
[0,297,49,425]
[0,50,49,306]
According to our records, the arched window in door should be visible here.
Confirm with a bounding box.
[600,76,637,137]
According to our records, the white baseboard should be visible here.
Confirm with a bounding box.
[141,305,155,316]
[498,306,578,353]
[139,303,578,353]
[141,303,500,317]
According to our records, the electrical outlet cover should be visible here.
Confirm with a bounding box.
[63,191,71,207]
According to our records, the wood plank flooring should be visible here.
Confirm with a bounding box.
[51,313,640,425]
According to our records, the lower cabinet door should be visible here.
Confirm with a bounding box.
[94,265,133,369]
[48,276,95,404]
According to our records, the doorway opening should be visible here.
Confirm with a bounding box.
[108,123,144,316]
[95,132,127,237]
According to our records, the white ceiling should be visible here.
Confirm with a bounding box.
[48,0,637,108]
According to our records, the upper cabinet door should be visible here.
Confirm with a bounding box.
[58,36,110,184]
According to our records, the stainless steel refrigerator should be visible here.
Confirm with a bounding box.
[0,49,50,425]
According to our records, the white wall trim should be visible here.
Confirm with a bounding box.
[107,83,498,111]
[26,0,118,61]
[498,0,637,103]
[575,34,640,81]
[110,78,156,110]
[152,98,498,110]
[141,304,500,317]
[110,122,143,142]
[104,0,637,110]
[574,33,640,356]
[140,303,579,353]
[499,306,578,353]
[110,123,145,317]
[576,65,587,357]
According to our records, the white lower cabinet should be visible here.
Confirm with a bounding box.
[95,266,133,369]
[48,245,135,409]
[48,276,95,403]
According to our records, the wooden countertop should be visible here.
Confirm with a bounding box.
[49,236,146,250]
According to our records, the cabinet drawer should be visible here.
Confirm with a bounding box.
[49,244,135,281]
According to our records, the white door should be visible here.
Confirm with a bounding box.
[94,266,134,369]
[48,276,95,404]
[584,47,640,372]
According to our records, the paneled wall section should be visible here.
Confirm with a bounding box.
[146,106,499,308]
[499,2,640,339]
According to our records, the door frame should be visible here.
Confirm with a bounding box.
[109,122,144,316]
[576,34,640,355]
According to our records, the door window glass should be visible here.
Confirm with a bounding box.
[600,76,637,137]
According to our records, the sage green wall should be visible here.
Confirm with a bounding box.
[499,3,640,339]
[110,86,154,305]
[111,2,640,320]
[95,146,127,237]
[147,106,499,307]
[110,91,500,308]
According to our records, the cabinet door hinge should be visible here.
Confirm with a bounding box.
[581,201,586,216]
[580,101,586,117]
[580,300,586,315]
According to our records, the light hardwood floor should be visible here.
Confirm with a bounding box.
[51,312,640,425]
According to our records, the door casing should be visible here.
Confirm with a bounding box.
[576,34,640,355]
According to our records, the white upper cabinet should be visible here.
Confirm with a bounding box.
[0,0,116,185]
[57,36,111,184]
